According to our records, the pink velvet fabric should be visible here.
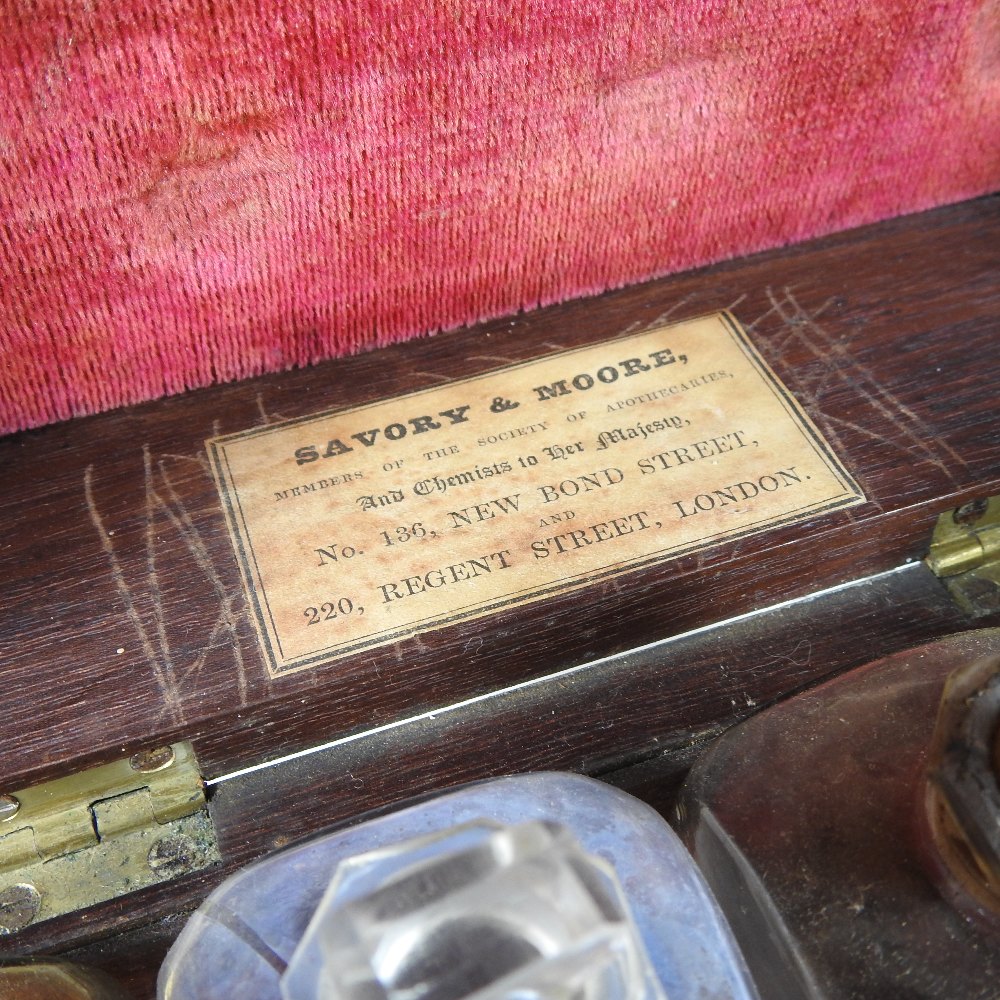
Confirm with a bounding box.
[1,2,998,433]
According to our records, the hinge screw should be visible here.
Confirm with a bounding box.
[148,835,196,876]
[129,747,175,773]
[0,884,41,934]
[954,498,989,527]
[0,796,20,822]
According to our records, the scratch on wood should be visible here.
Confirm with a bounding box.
[255,393,289,427]
[180,616,228,687]
[640,293,697,332]
[465,355,519,366]
[758,285,816,357]
[256,392,272,426]
[755,290,863,519]
[809,296,836,319]
[766,638,813,670]
[143,446,180,711]
[744,294,783,333]
[85,430,253,724]
[84,465,186,725]
[159,452,211,474]
[782,286,965,482]
[158,460,249,704]
[413,370,452,385]
[781,287,965,472]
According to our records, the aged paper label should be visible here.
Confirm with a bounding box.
[208,313,864,677]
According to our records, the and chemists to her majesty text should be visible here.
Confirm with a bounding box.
[209,313,864,676]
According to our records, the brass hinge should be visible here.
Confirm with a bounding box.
[0,742,220,935]
[926,496,1000,617]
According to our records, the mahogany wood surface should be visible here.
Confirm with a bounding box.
[1,196,998,789]
[0,195,998,992]
[57,567,1000,996]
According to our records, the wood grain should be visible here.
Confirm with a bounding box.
[52,565,1000,996]
[0,195,998,990]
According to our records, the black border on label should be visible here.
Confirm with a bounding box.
[207,312,866,677]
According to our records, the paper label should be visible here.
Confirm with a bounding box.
[208,312,864,676]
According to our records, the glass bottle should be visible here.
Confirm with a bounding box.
[677,629,1000,1000]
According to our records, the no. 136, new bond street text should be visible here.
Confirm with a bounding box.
[208,313,863,676]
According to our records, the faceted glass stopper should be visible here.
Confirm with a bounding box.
[281,820,665,1000]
